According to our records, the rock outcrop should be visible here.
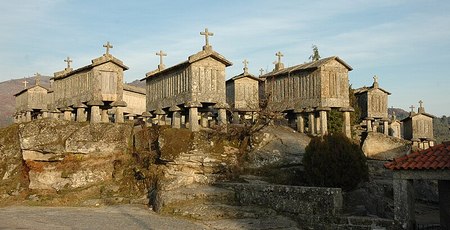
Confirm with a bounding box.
[362,132,411,160]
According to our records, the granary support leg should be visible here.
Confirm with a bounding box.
[41,109,49,119]
[366,118,373,132]
[393,177,415,229]
[115,107,124,123]
[296,113,304,133]
[307,110,315,135]
[383,119,389,135]
[25,110,32,122]
[232,112,240,124]
[75,107,86,122]
[172,111,181,129]
[189,107,199,131]
[317,107,330,135]
[201,112,209,128]
[315,115,321,135]
[90,106,101,123]
[339,107,354,138]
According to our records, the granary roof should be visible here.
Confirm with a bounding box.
[51,54,129,81]
[354,85,391,95]
[226,72,263,83]
[14,84,49,97]
[142,48,232,80]
[123,84,146,95]
[260,56,352,79]
[401,111,435,121]
[384,141,450,170]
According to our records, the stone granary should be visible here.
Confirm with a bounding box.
[13,74,48,122]
[389,112,403,139]
[49,42,129,123]
[385,142,450,229]
[402,101,435,149]
[354,76,391,135]
[260,54,354,137]
[142,28,232,131]
[226,59,263,122]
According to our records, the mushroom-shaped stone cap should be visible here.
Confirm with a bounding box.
[213,102,230,109]
[40,108,49,112]
[87,100,104,106]
[51,108,61,113]
[185,101,202,108]
[154,108,166,115]
[111,100,127,107]
[126,113,136,117]
[304,107,314,113]
[169,105,181,112]
[73,101,88,108]
[316,106,331,111]
[60,106,74,112]
[339,107,355,112]
[141,111,152,117]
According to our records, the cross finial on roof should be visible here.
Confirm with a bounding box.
[373,75,378,83]
[392,111,397,120]
[275,51,284,63]
[103,41,113,55]
[243,59,249,74]
[409,105,415,112]
[200,28,214,48]
[419,100,423,108]
[156,50,167,70]
[34,73,41,85]
[64,57,72,69]
[22,79,29,89]
[259,68,264,76]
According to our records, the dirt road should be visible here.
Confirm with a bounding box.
[0,205,207,230]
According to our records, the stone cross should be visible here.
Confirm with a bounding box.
[373,75,378,83]
[259,68,264,76]
[103,41,113,55]
[243,59,249,73]
[409,105,415,112]
[22,79,29,89]
[392,111,397,120]
[418,100,423,108]
[64,57,72,69]
[275,51,284,63]
[156,50,167,69]
[34,73,41,85]
[200,28,214,47]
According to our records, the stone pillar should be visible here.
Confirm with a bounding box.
[74,102,87,122]
[317,107,330,135]
[383,119,389,135]
[185,101,202,132]
[141,112,152,127]
[393,177,415,229]
[306,108,315,135]
[25,110,32,122]
[296,114,304,133]
[339,107,354,138]
[50,108,61,120]
[315,116,321,135]
[201,112,209,128]
[169,105,182,129]
[61,107,73,121]
[127,114,136,121]
[87,100,104,123]
[439,180,450,229]
[218,109,227,126]
[155,108,166,126]
[111,101,127,124]
[41,109,49,119]
[101,109,109,123]
[366,118,373,132]
[232,112,240,124]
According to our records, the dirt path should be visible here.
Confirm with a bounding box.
[0,205,208,230]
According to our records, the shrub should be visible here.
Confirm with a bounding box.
[302,133,368,191]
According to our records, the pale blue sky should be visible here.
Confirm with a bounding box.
[1,0,449,116]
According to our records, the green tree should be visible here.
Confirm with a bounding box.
[302,133,368,191]
[309,45,321,62]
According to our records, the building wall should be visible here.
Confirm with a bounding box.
[123,90,146,115]
[190,57,226,104]
[357,93,369,118]
[93,62,124,103]
[233,77,259,111]
[319,60,350,108]
[412,114,434,139]
[226,81,235,107]
[146,67,191,111]
[53,69,93,108]
[367,88,388,118]
[15,87,48,112]
[15,93,28,112]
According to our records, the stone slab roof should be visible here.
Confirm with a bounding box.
[226,72,263,83]
[142,48,232,80]
[260,56,352,79]
[14,85,49,97]
[51,54,129,81]
[123,84,145,95]
[354,85,391,95]
[384,141,450,170]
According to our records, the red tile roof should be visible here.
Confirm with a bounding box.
[385,142,450,170]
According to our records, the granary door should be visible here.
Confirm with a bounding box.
[99,70,118,101]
